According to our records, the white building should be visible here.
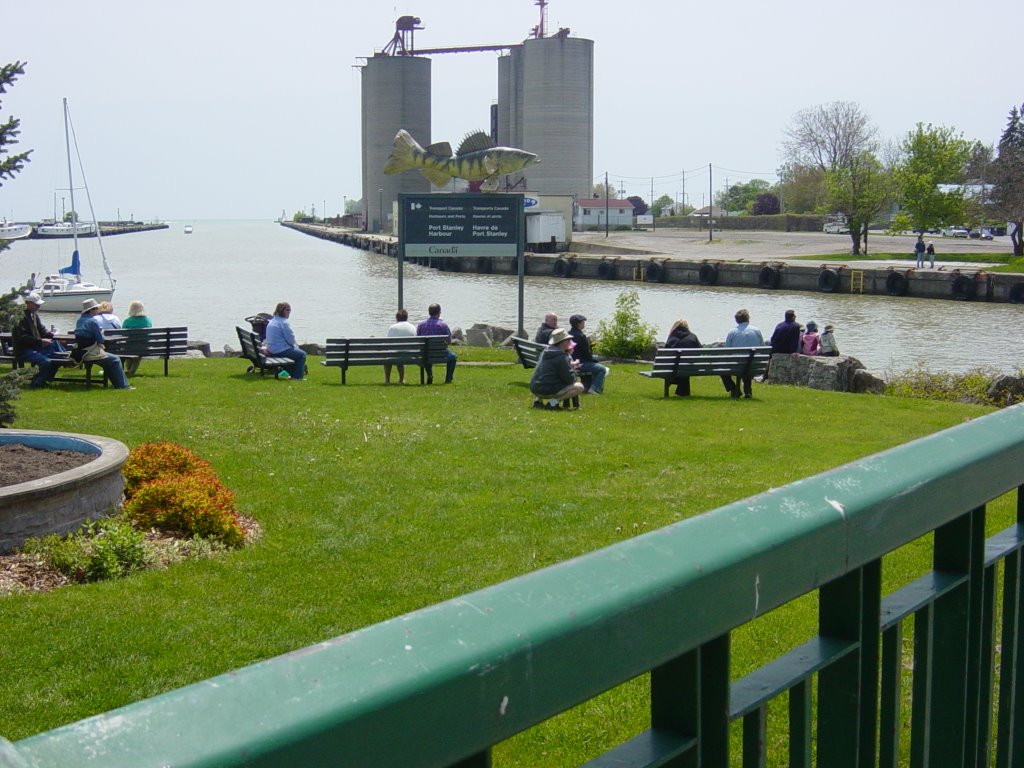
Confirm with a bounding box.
[576,199,635,228]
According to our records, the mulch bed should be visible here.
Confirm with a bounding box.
[0,444,96,487]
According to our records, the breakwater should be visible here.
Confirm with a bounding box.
[27,222,169,239]
[281,221,1024,305]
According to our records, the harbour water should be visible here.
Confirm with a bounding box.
[1,219,1021,375]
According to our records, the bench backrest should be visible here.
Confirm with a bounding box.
[510,337,546,369]
[649,346,773,377]
[235,326,262,364]
[105,327,188,358]
[323,336,448,366]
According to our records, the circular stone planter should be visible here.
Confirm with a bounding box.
[0,430,129,554]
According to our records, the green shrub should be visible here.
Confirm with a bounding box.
[885,364,1018,406]
[595,289,658,359]
[122,441,217,499]
[123,474,244,547]
[22,517,148,583]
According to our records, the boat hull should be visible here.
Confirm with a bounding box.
[38,287,114,312]
[35,223,96,238]
[0,224,33,240]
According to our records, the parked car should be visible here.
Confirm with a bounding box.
[941,227,969,238]
[823,216,849,234]
[969,229,994,240]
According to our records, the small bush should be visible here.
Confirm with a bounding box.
[885,364,1017,406]
[595,289,658,359]
[123,474,244,547]
[122,441,217,499]
[22,517,148,583]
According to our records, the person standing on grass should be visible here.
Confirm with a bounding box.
[265,302,306,380]
[530,328,585,409]
[385,308,417,385]
[722,308,764,399]
[770,309,800,354]
[665,319,701,396]
[416,303,457,384]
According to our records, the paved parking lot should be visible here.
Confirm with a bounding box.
[574,228,1010,268]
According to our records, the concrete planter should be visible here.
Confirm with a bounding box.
[0,430,129,554]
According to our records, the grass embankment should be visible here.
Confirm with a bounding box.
[0,351,1010,764]
[794,251,1015,267]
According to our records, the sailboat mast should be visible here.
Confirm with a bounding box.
[62,97,79,260]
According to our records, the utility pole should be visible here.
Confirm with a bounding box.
[604,171,609,239]
[708,164,713,243]
[651,177,655,232]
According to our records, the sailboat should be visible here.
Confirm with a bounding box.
[35,98,115,312]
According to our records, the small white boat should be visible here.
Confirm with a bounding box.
[184,225,194,234]
[0,222,32,240]
[29,99,116,312]
[35,221,96,238]
[37,272,114,312]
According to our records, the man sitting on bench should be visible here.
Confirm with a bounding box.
[530,328,585,410]
[12,293,69,389]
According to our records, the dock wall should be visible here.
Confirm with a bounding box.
[281,222,1024,305]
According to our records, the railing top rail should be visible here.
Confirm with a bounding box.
[9,405,1024,768]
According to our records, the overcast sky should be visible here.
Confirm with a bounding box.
[1,0,1018,221]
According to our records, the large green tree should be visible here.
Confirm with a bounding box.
[991,103,1024,256]
[714,179,771,214]
[777,163,827,213]
[783,101,882,252]
[893,123,973,235]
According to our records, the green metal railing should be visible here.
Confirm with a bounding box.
[4,405,1024,767]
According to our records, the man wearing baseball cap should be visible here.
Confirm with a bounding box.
[12,293,68,389]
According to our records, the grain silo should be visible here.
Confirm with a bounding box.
[361,53,431,232]
[497,33,594,201]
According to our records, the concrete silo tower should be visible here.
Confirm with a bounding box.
[496,29,594,202]
[361,17,431,232]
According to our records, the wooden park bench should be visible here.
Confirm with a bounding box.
[321,336,449,385]
[639,346,773,397]
[105,326,188,376]
[235,326,296,377]
[0,332,113,386]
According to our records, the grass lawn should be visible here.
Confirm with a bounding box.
[0,349,1009,764]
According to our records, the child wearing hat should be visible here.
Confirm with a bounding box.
[818,324,839,356]
[800,321,820,355]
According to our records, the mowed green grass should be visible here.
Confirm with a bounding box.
[0,351,1009,764]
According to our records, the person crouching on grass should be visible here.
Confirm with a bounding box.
[530,328,585,410]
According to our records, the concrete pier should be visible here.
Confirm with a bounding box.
[280,222,1024,305]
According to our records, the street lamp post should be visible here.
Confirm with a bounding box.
[378,189,384,234]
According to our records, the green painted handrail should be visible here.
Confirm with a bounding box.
[5,405,1024,767]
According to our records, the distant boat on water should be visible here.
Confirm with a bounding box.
[0,222,32,240]
[34,221,96,238]
[184,225,194,234]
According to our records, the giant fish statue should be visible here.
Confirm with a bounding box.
[384,129,539,191]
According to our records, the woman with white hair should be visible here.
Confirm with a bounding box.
[121,300,153,375]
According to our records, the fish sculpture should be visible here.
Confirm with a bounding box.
[384,129,539,191]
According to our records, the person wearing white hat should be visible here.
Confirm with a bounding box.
[529,328,585,410]
[12,293,68,389]
[73,298,133,389]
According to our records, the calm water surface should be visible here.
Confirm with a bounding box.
[2,219,1021,375]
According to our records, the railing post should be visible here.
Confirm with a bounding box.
[859,559,882,768]
[817,568,863,768]
[650,648,699,768]
[995,489,1024,768]
[927,507,984,766]
[700,634,730,767]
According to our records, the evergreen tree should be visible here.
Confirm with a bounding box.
[992,103,1024,256]
[0,61,33,425]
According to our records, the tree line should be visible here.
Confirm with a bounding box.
[597,101,1024,257]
